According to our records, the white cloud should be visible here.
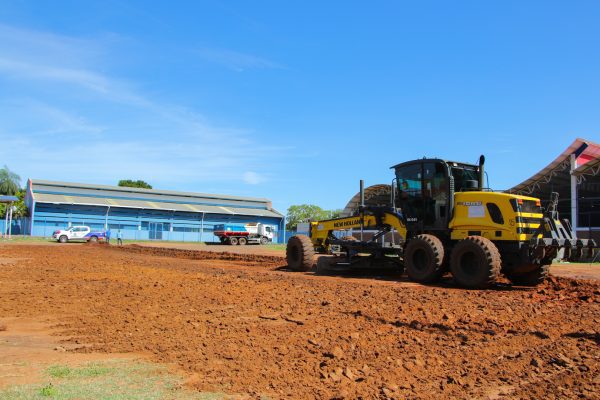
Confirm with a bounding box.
[242,171,265,185]
[196,47,282,72]
[0,23,289,188]
[1,99,105,136]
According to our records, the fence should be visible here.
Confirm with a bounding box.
[0,217,30,236]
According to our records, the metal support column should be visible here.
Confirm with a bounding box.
[200,212,205,242]
[8,203,13,239]
[570,154,578,231]
[3,205,8,238]
[282,216,287,244]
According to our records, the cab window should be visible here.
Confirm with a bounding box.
[396,161,449,229]
[451,167,479,191]
[397,164,422,199]
[424,162,449,228]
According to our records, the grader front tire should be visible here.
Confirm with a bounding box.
[404,234,445,283]
[286,235,315,272]
[450,236,501,289]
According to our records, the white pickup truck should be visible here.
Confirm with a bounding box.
[52,226,106,243]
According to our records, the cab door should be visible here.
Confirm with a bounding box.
[396,162,423,226]
[423,162,450,230]
[395,160,450,232]
[71,227,85,239]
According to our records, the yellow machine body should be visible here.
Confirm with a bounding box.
[285,156,595,288]
[449,191,542,242]
[309,191,545,251]
[309,211,407,251]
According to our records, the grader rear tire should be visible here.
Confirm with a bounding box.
[506,264,550,286]
[286,235,315,272]
[450,236,501,289]
[404,234,445,283]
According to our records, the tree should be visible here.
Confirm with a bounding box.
[0,189,29,220]
[0,165,21,195]
[286,204,330,231]
[329,209,344,219]
[118,179,153,189]
[0,189,28,217]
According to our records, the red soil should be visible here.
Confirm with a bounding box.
[0,244,598,399]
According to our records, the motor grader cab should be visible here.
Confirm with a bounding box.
[286,156,596,288]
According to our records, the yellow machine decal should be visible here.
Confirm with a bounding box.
[310,212,406,251]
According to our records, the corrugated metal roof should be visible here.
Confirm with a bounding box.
[572,156,600,178]
[30,179,272,206]
[228,207,286,218]
[35,193,284,219]
[341,184,392,217]
[0,195,19,203]
[507,138,600,195]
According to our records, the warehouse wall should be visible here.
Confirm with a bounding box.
[31,203,284,243]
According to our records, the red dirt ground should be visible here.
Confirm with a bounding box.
[0,243,599,399]
[0,317,138,388]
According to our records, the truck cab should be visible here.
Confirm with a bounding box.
[213,222,274,245]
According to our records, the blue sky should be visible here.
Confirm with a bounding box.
[0,1,599,213]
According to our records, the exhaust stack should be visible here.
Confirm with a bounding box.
[360,179,365,208]
[479,155,485,190]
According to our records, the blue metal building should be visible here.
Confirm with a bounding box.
[25,179,285,243]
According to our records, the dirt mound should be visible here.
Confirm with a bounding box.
[0,244,598,399]
[528,276,600,305]
[113,244,285,267]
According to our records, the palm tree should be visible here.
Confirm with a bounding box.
[0,165,21,195]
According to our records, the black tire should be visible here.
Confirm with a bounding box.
[58,235,68,243]
[89,236,98,243]
[238,237,247,246]
[260,236,268,245]
[506,264,550,286]
[229,237,239,245]
[286,235,315,272]
[404,234,445,283]
[450,236,501,289]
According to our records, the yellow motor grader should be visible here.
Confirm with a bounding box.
[286,156,596,288]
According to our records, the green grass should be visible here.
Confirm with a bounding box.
[47,364,112,379]
[46,366,71,378]
[0,235,54,243]
[38,384,57,397]
[0,235,289,250]
[261,244,286,251]
[0,360,226,400]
